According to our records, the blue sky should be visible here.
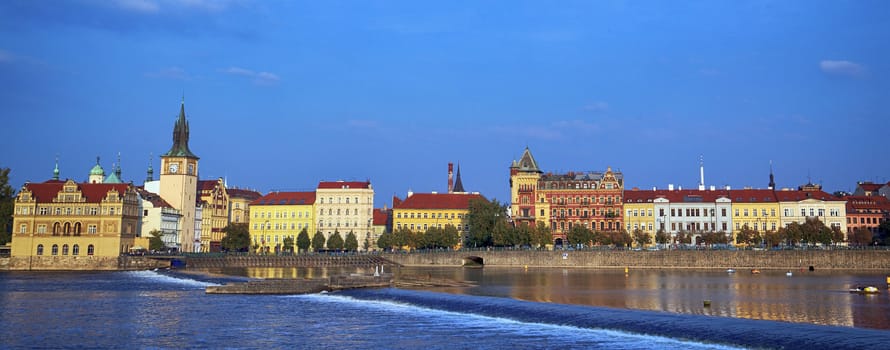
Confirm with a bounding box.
[1,0,888,206]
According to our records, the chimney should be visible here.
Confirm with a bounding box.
[698,155,705,191]
[448,163,454,193]
[668,184,674,191]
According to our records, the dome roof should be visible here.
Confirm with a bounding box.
[90,163,105,176]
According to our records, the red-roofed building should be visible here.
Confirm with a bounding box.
[853,182,883,197]
[775,187,847,234]
[197,178,229,252]
[10,179,140,269]
[135,187,182,251]
[249,191,317,253]
[623,188,733,246]
[315,180,375,250]
[845,196,889,238]
[227,188,262,224]
[392,192,485,246]
[371,207,392,248]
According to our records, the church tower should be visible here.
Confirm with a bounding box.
[159,99,200,253]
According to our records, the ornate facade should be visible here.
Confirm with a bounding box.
[198,178,228,252]
[315,181,374,250]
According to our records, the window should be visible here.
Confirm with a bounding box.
[62,244,69,255]
[90,207,98,215]
[40,207,48,215]
[743,209,749,217]
[36,244,44,255]
[88,225,97,234]
[52,244,59,256]
[800,208,806,217]
[771,209,776,217]
[37,225,46,234]
[19,224,27,233]
[818,209,825,217]
[87,245,95,255]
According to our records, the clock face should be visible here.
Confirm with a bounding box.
[169,163,179,174]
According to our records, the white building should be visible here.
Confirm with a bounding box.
[315,181,374,248]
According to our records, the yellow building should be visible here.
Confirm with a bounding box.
[622,191,656,247]
[316,181,375,250]
[10,179,140,270]
[249,192,316,253]
[775,185,848,236]
[392,192,484,246]
[198,178,229,252]
[228,187,261,224]
[509,147,544,228]
[729,189,781,234]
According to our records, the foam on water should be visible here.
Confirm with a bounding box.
[295,293,743,350]
[123,270,220,288]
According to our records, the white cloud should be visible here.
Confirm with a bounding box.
[582,101,609,112]
[222,66,280,85]
[145,66,191,80]
[819,60,865,78]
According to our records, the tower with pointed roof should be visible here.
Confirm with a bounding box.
[88,156,105,183]
[159,99,200,253]
[52,157,60,180]
[768,161,776,190]
[510,147,544,228]
[452,164,466,193]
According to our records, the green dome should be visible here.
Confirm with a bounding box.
[90,163,105,176]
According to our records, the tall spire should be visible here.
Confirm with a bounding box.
[52,155,60,180]
[146,153,154,182]
[115,152,122,179]
[162,98,199,159]
[452,164,466,193]
[768,160,775,190]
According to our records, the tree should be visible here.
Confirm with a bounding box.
[0,167,15,245]
[676,230,692,245]
[849,228,873,246]
[282,236,295,254]
[147,229,165,251]
[311,231,326,252]
[735,226,757,246]
[363,232,372,251]
[391,227,413,251]
[781,222,803,246]
[530,221,552,249]
[328,230,344,250]
[632,229,651,248]
[566,225,592,247]
[441,224,460,248]
[466,198,504,248]
[377,231,392,251]
[296,228,311,253]
[830,226,845,245]
[764,230,783,248]
[655,229,670,245]
[610,230,632,248]
[344,231,359,251]
[221,223,250,252]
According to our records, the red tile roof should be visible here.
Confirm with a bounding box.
[623,189,733,203]
[251,191,316,206]
[228,188,262,200]
[774,190,842,202]
[24,180,130,204]
[857,183,882,192]
[373,208,390,226]
[198,180,221,191]
[845,196,890,211]
[394,193,485,210]
[318,181,371,189]
[135,187,173,208]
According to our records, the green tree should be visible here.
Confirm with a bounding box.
[764,230,783,248]
[363,232,372,251]
[735,226,757,246]
[282,236,295,254]
[377,231,392,250]
[442,224,460,248]
[221,223,250,252]
[654,229,670,245]
[676,230,692,245]
[296,228,311,253]
[632,229,651,248]
[466,198,504,248]
[344,231,359,251]
[0,167,15,245]
[531,221,552,249]
[391,227,413,250]
[328,230,344,250]
[148,229,165,251]
[311,231,326,252]
[610,230,632,248]
[566,225,592,247]
[830,226,845,245]
[849,228,873,246]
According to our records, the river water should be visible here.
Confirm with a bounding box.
[1,267,889,349]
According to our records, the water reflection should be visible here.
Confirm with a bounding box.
[395,267,890,330]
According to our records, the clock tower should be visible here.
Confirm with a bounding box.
[160,100,200,253]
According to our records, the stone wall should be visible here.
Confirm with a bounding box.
[6,256,170,271]
[386,250,890,270]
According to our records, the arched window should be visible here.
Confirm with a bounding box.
[87,244,95,256]
[52,244,59,256]
[63,222,71,236]
[36,244,44,255]
[53,222,61,236]
[72,244,80,256]
[62,244,69,255]
[74,222,82,236]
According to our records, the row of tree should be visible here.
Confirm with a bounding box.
[219,224,369,253]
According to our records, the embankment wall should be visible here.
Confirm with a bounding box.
[385,250,890,270]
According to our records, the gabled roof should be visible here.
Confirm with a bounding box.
[135,187,173,208]
[774,189,842,202]
[373,208,390,226]
[228,188,262,200]
[857,183,882,192]
[844,195,890,211]
[251,191,316,206]
[511,147,542,173]
[318,181,372,189]
[22,180,130,204]
[198,180,220,191]
[394,192,485,210]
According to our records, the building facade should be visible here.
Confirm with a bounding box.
[11,179,140,269]
[249,192,316,253]
[392,192,483,245]
[509,147,624,244]
[775,184,848,235]
[315,181,374,250]
[136,188,181,251]
[228,188,262,224]
[845,195,889,236]
[198,178,229,252]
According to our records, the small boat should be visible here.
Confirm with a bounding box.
[849,286,880,294]
[750,269,761,274]
[726,268,736,273]
[786,271,793,277]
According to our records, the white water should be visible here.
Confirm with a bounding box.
[123,270,220,288]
